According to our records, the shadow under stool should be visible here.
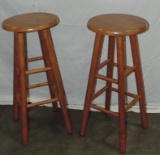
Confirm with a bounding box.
[2,12,72,145]
[80,14,149,153]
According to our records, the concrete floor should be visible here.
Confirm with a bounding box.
[0,105,160,155]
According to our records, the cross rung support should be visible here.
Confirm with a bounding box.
[111,87,140,111]
[113,62,135,70]
[27,98,59,108]
[26,56,44,62]
[95,74,118,84]
[92,86,109,100]
[27,82,48,89]
[98,59,110,70]
[111,87,138,98]
[125,95,141,111]
[124,66,136,76]
[26,67,51,75]
[90,103,118,117]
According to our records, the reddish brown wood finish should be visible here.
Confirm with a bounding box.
[2,12,59,32]
[39,30,58,111]
[17,32,28,145]
[105,36,115,110]
[129,35,148,128]
[2,13,72,145]
[80,14,148,153]
[13,32,20,121]
[87,14,149,36]
[116,36,126,152]
[80,34,104,136]
[38,29,72,133]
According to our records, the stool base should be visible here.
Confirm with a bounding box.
[13,29,72,145]
[80,34,148,153]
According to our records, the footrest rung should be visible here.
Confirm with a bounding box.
[95,74,118,84]
[113,62,136,76]
[111,87,138,98]
[26,67,51,75]
[90,103,118,117]
[111,87,140,111]
[92,86,109,100]
[124,66,136,77]
[27,82,48,89]
[113,62,132,69]
[98,59,110,70]
[27,98,59,108]
[125,95,140,111]
[26,56,43,62]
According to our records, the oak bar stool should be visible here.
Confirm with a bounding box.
[80,14,148,153]
[2,12,72,145]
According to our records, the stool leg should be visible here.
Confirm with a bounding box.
[129,35,148,128]
[105,36,115,110]
[116,36,126,153]
[80,34,104,136]
[17,32,28,145]
[38,29,72,133]
[13,33,20,121]
[38,32,58,111]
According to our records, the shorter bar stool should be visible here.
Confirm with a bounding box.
[80,14,148,152]
[2,12,72,145]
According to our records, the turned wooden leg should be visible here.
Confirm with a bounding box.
[130,35,148,128]
[38,30,58,112]
[80,34,104,136]
[116,36,126,153]
[105,36,115,110]
[17,32,28,145]
[38,29,72,134]
[13,32,20,121]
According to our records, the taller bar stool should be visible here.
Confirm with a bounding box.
[80,14,148,153]
[2,12,72,145]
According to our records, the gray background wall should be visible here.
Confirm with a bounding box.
[0,0,159,113]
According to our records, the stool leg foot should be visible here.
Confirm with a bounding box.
[117,36,126,153]
[130,35,148,128]
[105,36,115,110]
[80,34,104,136]
[38,29,72,133]
[17,33,28,145]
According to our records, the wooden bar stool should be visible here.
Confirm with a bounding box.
[80,14,148,153]
[2,12,72,145]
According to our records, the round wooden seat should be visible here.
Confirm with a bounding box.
[87,14,149,36]
[2,12,59,32]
